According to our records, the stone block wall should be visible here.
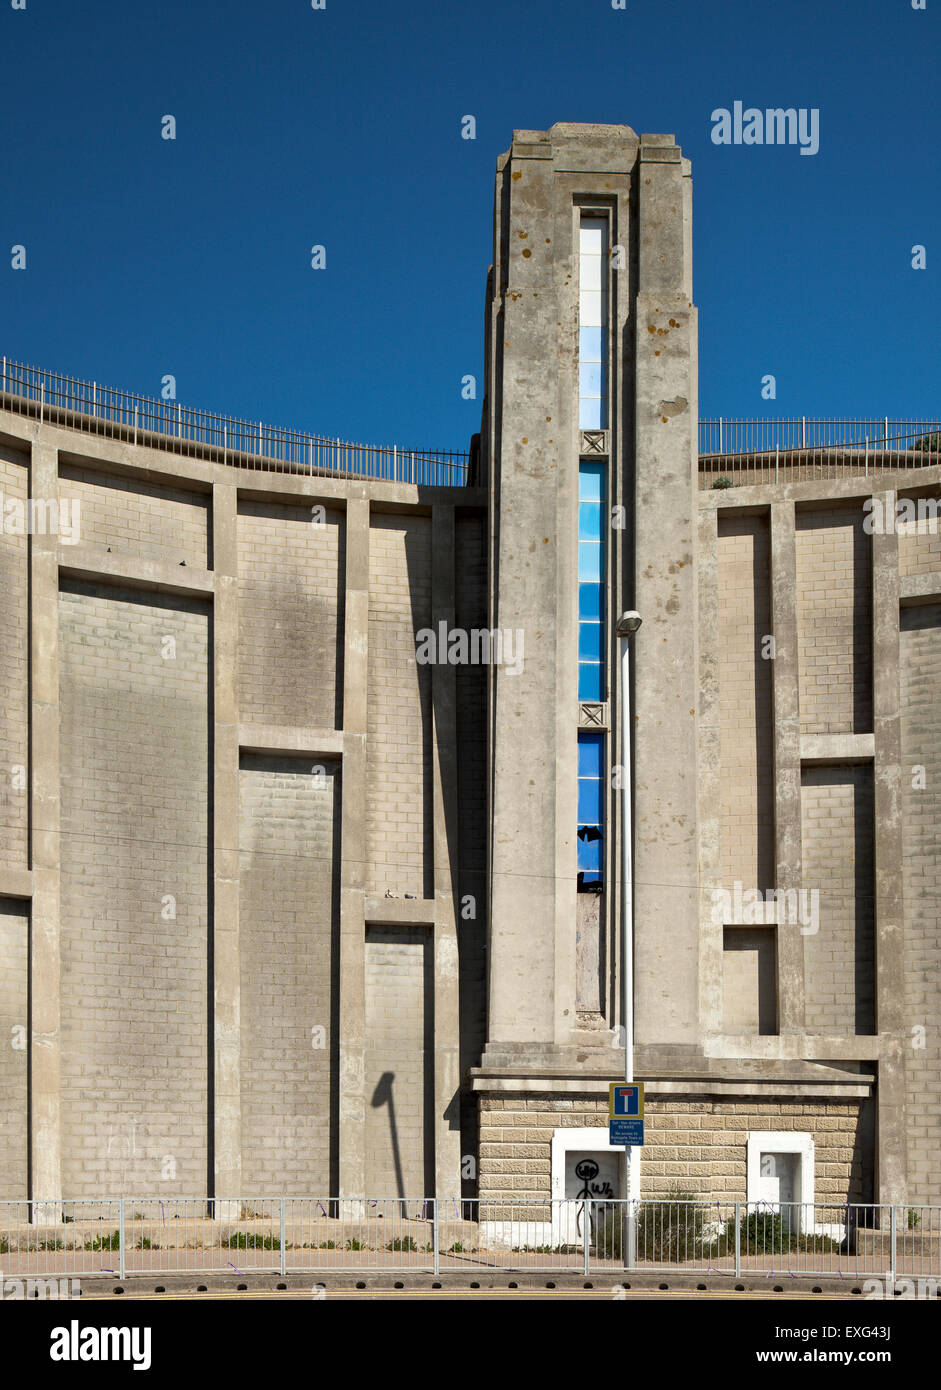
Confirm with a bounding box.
[900,603,941,1201]
[0,898,28,1198]
[57,463,209,567]
[238,754,340,1195]
[366,514,432,899]
[722,926,777,1035]
[795,506,872,735]
[717,514,774,891]
[237,499,344,730]
[478,1094,868,1205]
[0,452,29,872]
[363,926,433,1199]
[58,581,210,1196]
[800,765,875,1035]
[897,494,941,578]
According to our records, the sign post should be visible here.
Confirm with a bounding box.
[609,1083,644,1268]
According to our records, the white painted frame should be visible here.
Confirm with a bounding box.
[548,1126,624,1247]
[551,1127,622,1201]
[746,1130,815,1232]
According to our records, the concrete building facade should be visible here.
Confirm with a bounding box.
[0,122,939,1212]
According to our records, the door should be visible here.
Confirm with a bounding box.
[757,1151,799,1231]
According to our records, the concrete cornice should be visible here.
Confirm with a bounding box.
[800,732,875,763]
[0,869,33,900]
[468,1073,874,1099]
[364,895,436,926]
[238,725,343,757]
[699,460,941,508]
[59,545,214,599]
[900,572,941,604]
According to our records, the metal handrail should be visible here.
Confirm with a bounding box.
[0,355,470,487]
[700,415,941,457]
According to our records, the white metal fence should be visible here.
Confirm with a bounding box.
[0,1199,938,1280]
[0,357,469,486]
[4,357,938,493]
[700,417,941,456]
[699,417,941,488]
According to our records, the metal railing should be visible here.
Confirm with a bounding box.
[2,356,939,493]
[1,1198,938,1281]
[700,417,941,457]
[699,418,941,489]
[0,357,469,487]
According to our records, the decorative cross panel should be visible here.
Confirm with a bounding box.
[580,430,608,457]
[579,702,608,729]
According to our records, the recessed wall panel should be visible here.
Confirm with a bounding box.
[364,926,433,1203]
[801,765,875,1035]
[366,515,432,898]
[0,897,28,1197]
[238,500,344,729]
[238,753,340,1196]
[58,581,209,1196]
[717,514,774,892]
[0,452,29,871]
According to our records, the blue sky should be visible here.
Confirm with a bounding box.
[1,0,938,453]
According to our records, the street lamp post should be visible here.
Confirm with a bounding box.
[616,611,642,1263]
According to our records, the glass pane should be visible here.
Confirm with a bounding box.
[578,462,605,501]
[577,776,602,826]
[579,325,603,363]
[579,621,603,661]
[579,582,603,620]
[579,362,603,398]
[579,291,603,327]
[578,540,603,582]
[577,835,602,875]
[579,224,603,254]
[578,660,603,701]
[579,397,604,429]
[580,253,602,292]
[578,732,604,779]
[578,501,603,541]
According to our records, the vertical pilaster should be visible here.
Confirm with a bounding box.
[212,482,241,1206]
[487,139,574,1048]
[770,501,804,1034]
[872,492,907,1203]
[432,504,462,1200]
[30,440,61,1208]
[338,497,369,1198]
[632,137,700,1046]
[697,505,722,1034]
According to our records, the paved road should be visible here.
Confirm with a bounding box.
[80,1287,863,1301]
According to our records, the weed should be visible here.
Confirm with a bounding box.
[223,1232,281,1250]
[84,1230,121,1252]
[599,1191,709,1263]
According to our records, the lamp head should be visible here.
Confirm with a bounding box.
[616,611,643,637]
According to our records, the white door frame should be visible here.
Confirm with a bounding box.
[746,1131,815,1232]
